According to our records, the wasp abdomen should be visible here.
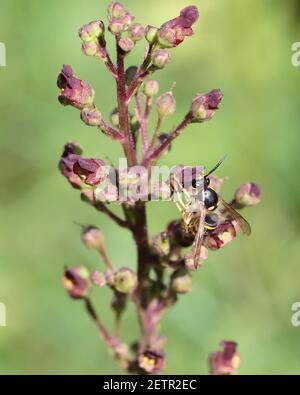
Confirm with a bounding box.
[204,188,218,210]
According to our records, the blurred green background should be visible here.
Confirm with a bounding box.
[1,0,300,374]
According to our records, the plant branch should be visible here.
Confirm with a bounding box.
[135,92,149,154]
[116,39,137,166]
[99,119,124,142]
[98,36,117,78]
[143,111,193,166]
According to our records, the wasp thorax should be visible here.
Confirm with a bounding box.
[204,188,218,210]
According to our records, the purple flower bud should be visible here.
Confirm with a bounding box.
[59,142,83,189]
[107,2,125,19]
[171,269,193,294]
[156,91,176,117]
[91,271,106,287]
[145,25,158,44]
[137,350,166,374]
[209,341,240,375]
[234,182,261,208]
[81,225,105,251]
[122,11,134,28]
[143,79,159,96]
[78,20,104,43]
[108,18,125,35]
[151,49,171,69]
[81,41,101,58]
[128,23,145,42]
[157,6,199,48]
[80,107,102,127]
[73,157,108,186]
[191,89,223,122]
[63,266,90,299]
[114,268,137,294]
[118,37,135,52]
[57,65,95,110]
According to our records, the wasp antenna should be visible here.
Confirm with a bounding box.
[205,154,228,177]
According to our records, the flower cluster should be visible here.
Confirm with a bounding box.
[57,2,261,374]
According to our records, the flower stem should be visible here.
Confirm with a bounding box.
[135,92,149,153]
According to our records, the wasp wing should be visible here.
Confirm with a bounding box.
[191,201,206,269]
[217,197,251,235]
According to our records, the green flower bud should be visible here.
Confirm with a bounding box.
[143,80,159,97]
[171,269,193,294]
[151,49,171,69]
[125,66,138,85]
[110,108,119,126]
[118,37,135,52]
[156,91,176,117]
[78,21,104,43]
[80,107,102,127]
[81,41,100,58]
[128,23,145,42]
[108,2,125,19]
[108,18,125,35]
[114,268,137,294]
[145,25,158,44]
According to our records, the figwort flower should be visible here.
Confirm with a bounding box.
[191,89,223,122]
[151,49,171,69]
[157,6,199,48]
[73,157,108,186]
[205,222,237,250]
[59,142,83,189]
[137,350,166,374]
[107,2,134,35]
[118,37,135,53]
[78,20,104,43]
[156,91,176,117]
[209,341,240,375]
[63,266,90,299]
[128,23,145,42]
[143,80,159,97]
[234,182,261,208]
[57,65,95,110]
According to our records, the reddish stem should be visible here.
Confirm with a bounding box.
[135,93,149,153]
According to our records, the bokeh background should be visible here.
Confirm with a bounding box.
[1,0,300,374]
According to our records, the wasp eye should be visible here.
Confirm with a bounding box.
[204,177,210,187]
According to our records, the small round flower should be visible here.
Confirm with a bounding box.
[151,49,171,69]
[171,269,193,294]
[137,350,166,374]
[145,25,158,44]
[80,107,102,127]
[114,268,137,294]
[107,2,125,19]
[108,18,125,35]
[73,157,108,186]
[78,20,104,43]
[191,89,223,122]
[118,37,135,52]
[143,80,159,97]
[63,266,90,299]
[128,23,145,42]
[91,271,106,287]
[209,341,240,375]
[234,182,261,208]
[81,226,105,251]
[156,91,176,117]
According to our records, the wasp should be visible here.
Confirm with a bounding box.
[170,156,251,268]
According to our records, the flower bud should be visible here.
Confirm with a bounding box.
[209,341,240,375]
[59,142,83,189]
[151,49,171,69]
[118,37,135,52]
[110,108,119,126]
[128,23,145,42]
[171,269,193,294]
[81,226,105,251]
[156,91,176,117]
[191,89,223,122]
[78,20,104,43]
[63,266,90,299]
[114,268,137,294]
[125,66,138,85]
[57,65,95,110]
[152,232,170,257]
[234,182,261,208]
[108,18,124,35]
[91,271,106,287]
[137,350,166,374]
[81,41,100,58]
[122,11,134,29]
[107,2,125,19]
[185,247,208,271]
[143,80,159,97]
[145,25,158,44]
[80,107,101,127]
